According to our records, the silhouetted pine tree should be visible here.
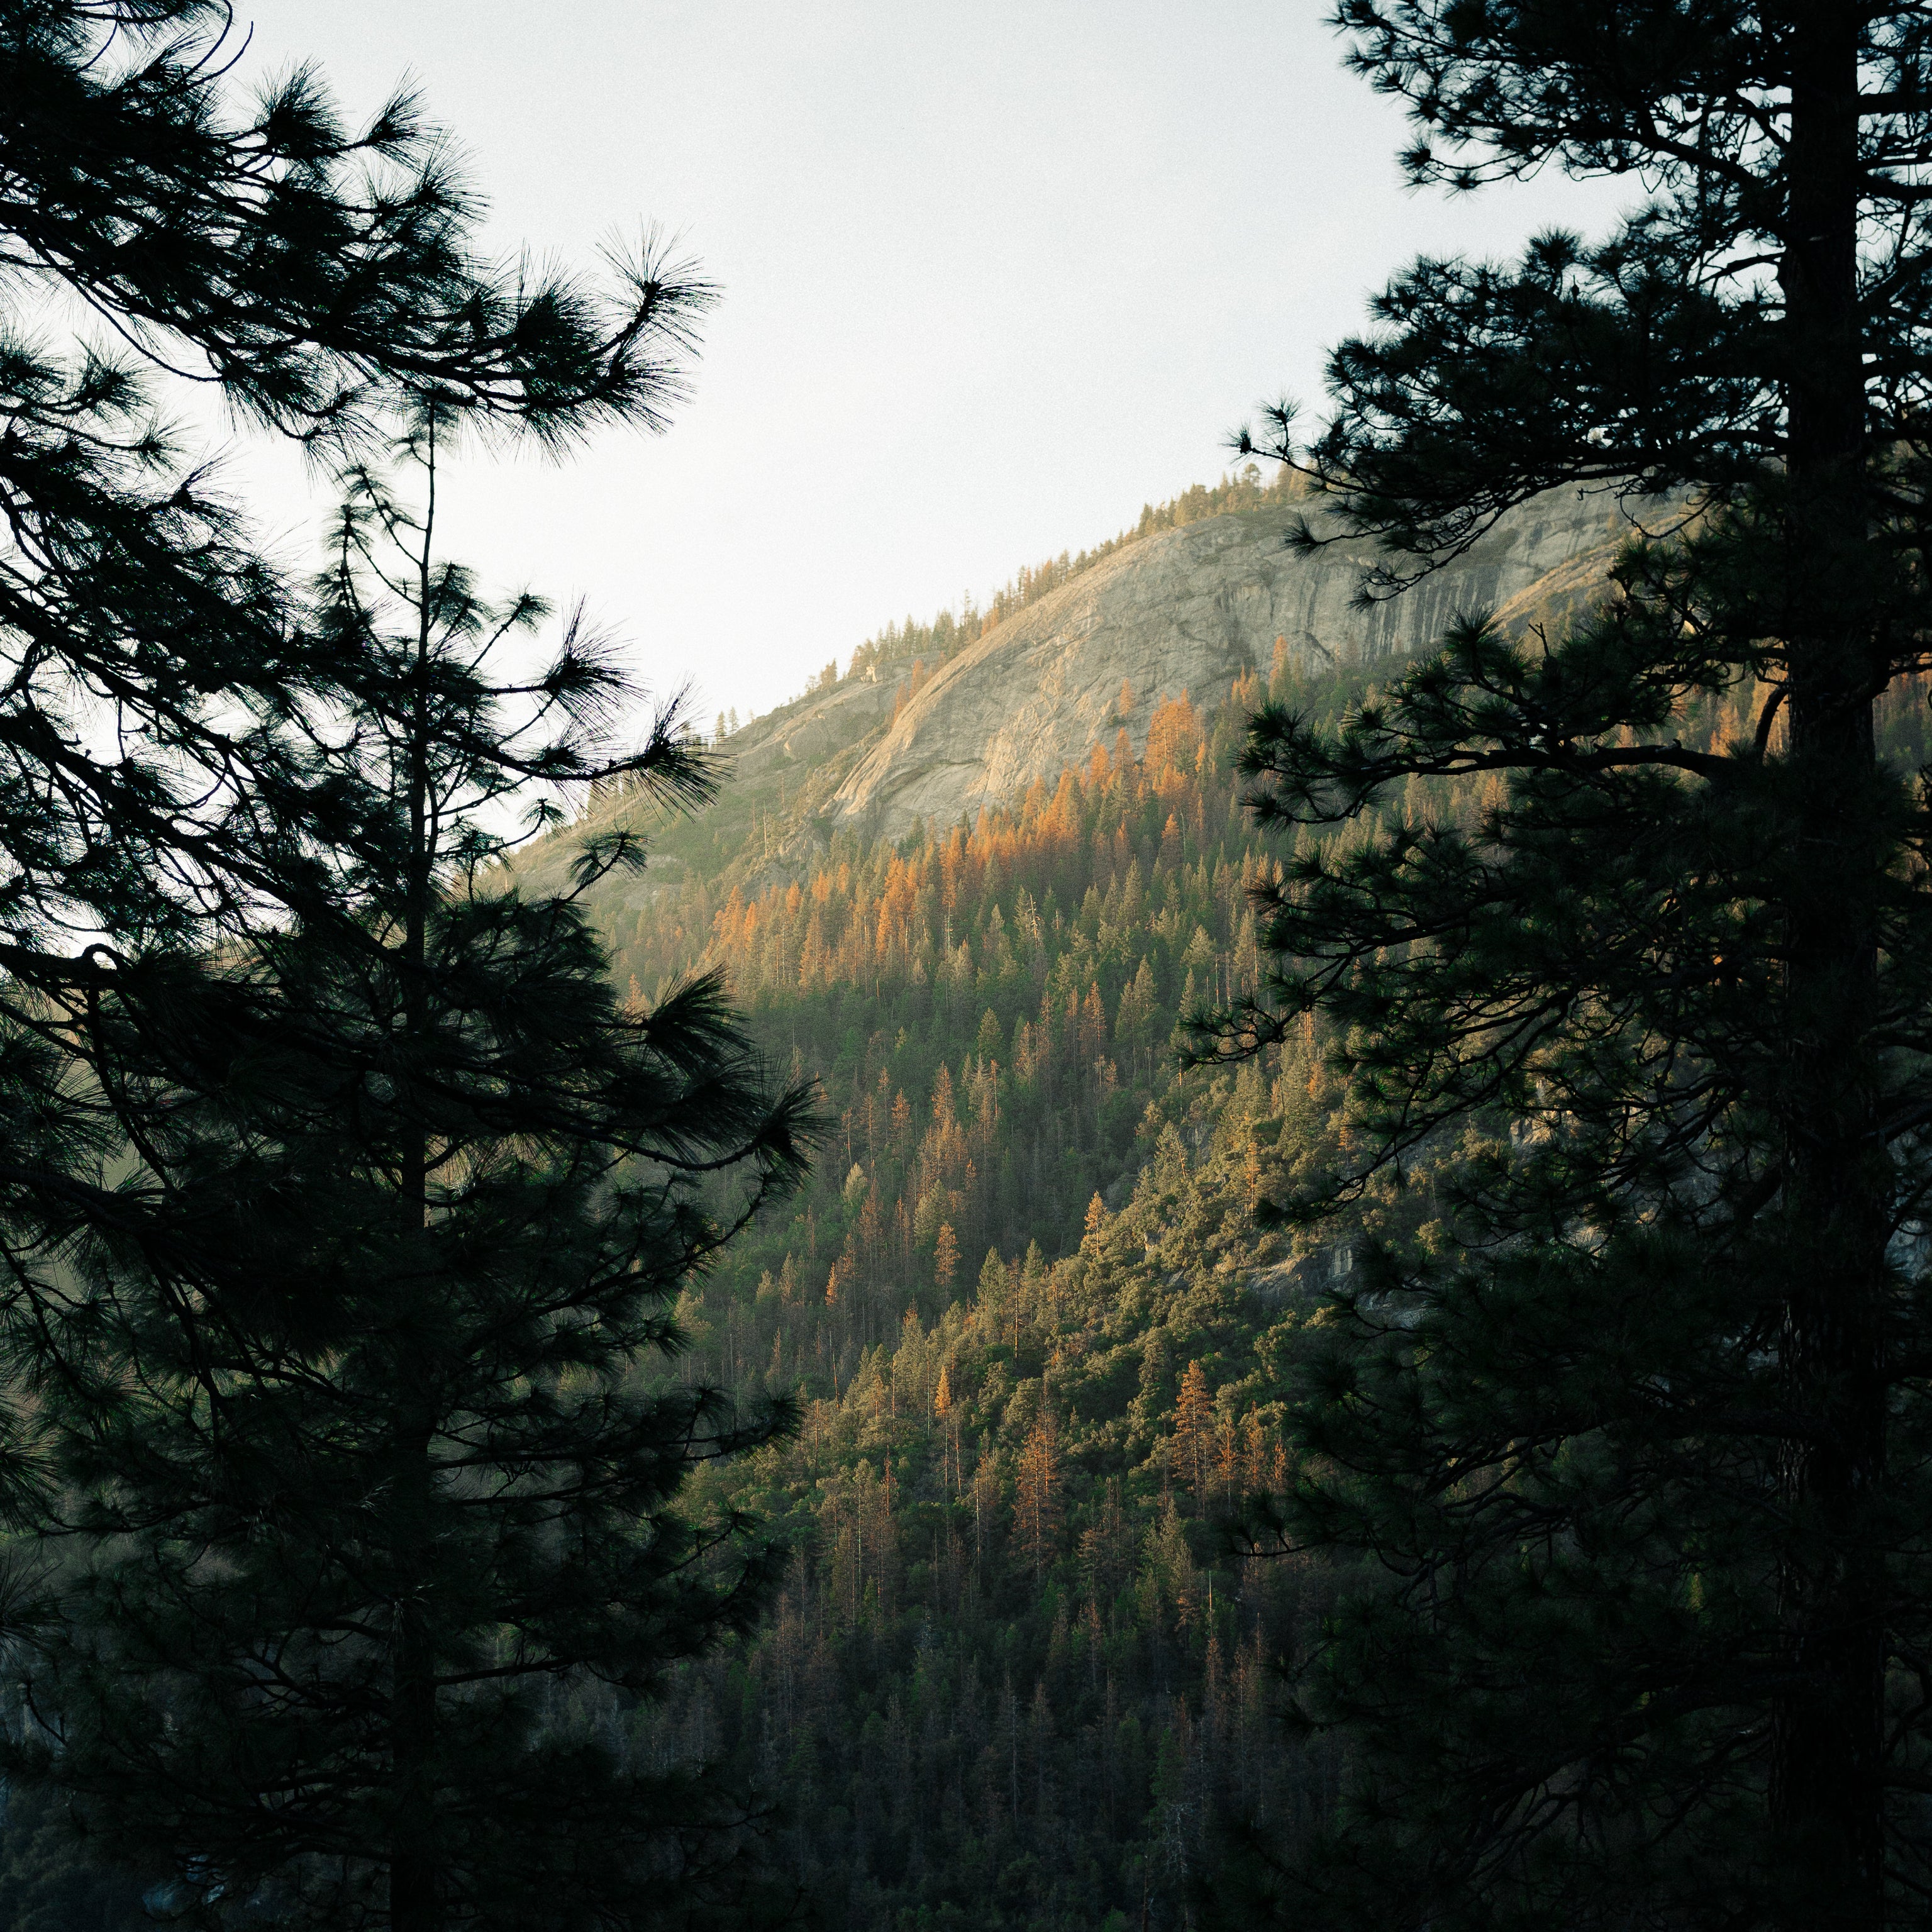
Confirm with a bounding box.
[1202,3,1932,1926]
[2,424,814,1931]
[0,0,716,1487]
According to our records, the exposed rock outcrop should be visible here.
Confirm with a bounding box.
[520,482,1675,912]
[729,671,905,780]
[823,486,1667,841]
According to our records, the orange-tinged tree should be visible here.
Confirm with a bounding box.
[1014,1409,1063,1578]
[1173,1361,1214,1499]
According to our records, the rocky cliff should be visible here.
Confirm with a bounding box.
[525,482,1662,909]
[726,484,1662,845]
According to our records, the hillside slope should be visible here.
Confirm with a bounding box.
[827,484,1655,840]
[509,481,1857,1932]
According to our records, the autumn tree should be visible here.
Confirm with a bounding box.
[1084,1192,1108,1248]
[1172,1361,1215,1499]
[1014,1409,1064,1578]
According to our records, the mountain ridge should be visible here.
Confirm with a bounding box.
[526,479,1668,923]
[714,481,1665,853]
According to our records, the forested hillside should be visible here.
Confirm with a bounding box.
[558,591,1932,1929]
[608,663,1336,1929]
[8,1,1926,1922]
[12,463,1930,1925]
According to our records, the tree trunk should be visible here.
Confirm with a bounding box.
[391,455,443,1932]
[389,1468,441,1932]
[1770,4,1889,1923]
[387,1133,438,1930]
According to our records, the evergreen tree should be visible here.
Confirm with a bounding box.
[1208,1,1932,1924]
[0,8,744,1915]
[0,0,716,1478]
[3,425,813,1931]
[1013,1407,1062,1577]
[1171,1361,1214,1501]
[0,1782,150,1932]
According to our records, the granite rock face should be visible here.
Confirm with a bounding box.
[820,487,1666,840]
[730,672,904,779]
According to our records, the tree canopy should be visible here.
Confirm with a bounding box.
[0,7,808,1925]
[1209,1,1932,1925]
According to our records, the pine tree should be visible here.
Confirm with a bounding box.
[5,425,813,1931]
[1079,1477,1135,1610]
[979,1248,1011,1337]
[1206,1,1932,1924]
[1083,1191,1108,1248]
[0,3,718,1489]
[1172,1361,1214,1500]
[1014,1408,1063,1579]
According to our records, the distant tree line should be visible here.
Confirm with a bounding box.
[840,464,1304,689]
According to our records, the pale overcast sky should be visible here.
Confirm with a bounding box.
[214,2,1630,726]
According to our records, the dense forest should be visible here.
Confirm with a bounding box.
[608,661,1348,1930]
[9,432,1931,1920]
[21,1,1932,1926]
[544,644,1932,1929]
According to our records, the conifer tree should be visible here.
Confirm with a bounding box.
[1171,1360,1214,1501]
[0,1,718,1484]
[1014,1409,1062,1577]
[1083,1191,1108,1247]
[4,423,813,1931]
[1204,2,1932,1925]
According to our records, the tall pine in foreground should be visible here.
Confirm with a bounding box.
[0,0,714,1489]
[0,10,782,1918]
[5,421,814,1929]
[1203,2,1932,1926]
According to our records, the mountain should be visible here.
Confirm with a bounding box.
[521,474,1662,933]
[824,483,1646,841]
[514,476,1847,1932]
[672,478,1651,855]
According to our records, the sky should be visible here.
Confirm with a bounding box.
[209,1,1633,731]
